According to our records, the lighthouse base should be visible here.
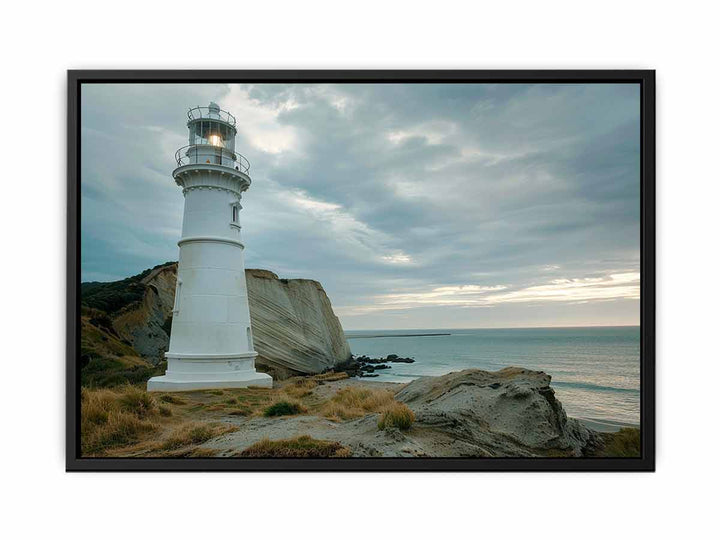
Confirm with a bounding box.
[146,352,273,392]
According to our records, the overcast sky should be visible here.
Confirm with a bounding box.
[81,83,640,330]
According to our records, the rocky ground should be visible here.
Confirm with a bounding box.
[203,368,602,457]
[81,367,640,458]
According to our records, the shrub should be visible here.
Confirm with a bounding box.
[378,403,415,431]
[263,400,306,417]
[239,435,351,458]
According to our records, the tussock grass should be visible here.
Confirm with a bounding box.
[81,386,159,455]
[378,403,415,431]
[596,428,641,457]
[263,400,307,417]
[160,422,236,451]
[284,378,318,398]
[159,406,172,417]
[159,394,186,405]
[322,386,396,421]
[239,435,351,458]
[118,385,157,418]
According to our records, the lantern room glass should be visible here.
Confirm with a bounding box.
[188,120,236,152]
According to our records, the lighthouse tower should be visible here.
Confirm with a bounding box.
[148,103,272,391]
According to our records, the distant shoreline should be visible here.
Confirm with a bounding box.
[346,333,451,339]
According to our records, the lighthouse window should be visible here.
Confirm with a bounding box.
[232,205,239,223]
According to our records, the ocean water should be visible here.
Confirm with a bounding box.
[345,326,640,425]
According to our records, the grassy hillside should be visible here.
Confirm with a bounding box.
[80,263,176,387]
[81,261,176,315]
[80,306,161,387]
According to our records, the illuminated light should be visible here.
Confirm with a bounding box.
[208,134,223,146]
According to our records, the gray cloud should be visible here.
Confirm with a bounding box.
[81,82,640,329]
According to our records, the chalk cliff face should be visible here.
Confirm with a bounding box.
[245,269,352,378]
[84,263,351,378]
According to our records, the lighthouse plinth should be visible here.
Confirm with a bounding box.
[148,103,272,391]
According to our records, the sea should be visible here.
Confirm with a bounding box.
[345,326,640,425]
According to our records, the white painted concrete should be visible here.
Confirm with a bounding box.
[148,104,272,391]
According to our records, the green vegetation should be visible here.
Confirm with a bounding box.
[81,262,175,315]
[239,435,351,458]
[263,400,306,417]
[80,310,160,387]
[378,403,415,431]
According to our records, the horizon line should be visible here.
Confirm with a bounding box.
[343,324,640,332]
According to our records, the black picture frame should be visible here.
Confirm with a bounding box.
[67,69,655,472]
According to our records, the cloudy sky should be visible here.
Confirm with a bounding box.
[81,83,640,330]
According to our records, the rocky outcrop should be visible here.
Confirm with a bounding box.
[246,269,352,378]
[396,367,598,457]
[82,263,351,378]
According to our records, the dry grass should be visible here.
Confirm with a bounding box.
[595,428,641,457]
[322,386,396,421]
[160,422,237,451]
[314,371,349,382]
[283,378,318,398]
[81,386,159,455]
[159,394,186,405]
[159,406,173,417]
[239,435,351,458]
[378,403,415,431]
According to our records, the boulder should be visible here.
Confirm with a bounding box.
[396,367,598,457]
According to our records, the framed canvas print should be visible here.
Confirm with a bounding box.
[67,70,655,471]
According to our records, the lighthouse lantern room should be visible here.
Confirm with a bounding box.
[147,103,272,391]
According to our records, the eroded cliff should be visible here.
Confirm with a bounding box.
[81,263,351,378]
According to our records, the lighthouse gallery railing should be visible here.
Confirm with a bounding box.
[175,144,251,174]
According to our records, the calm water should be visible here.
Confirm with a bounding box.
[345,326,640,424]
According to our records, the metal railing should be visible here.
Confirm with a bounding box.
[187,106,237,126]
[175,144,250,174]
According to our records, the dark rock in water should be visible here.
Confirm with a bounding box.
[337,353,412,378]
[359,373,379,378]
[396,367,599,457]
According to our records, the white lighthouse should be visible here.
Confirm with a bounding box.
[148,103,272,391]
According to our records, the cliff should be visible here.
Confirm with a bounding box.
[245,269,352,378]
[81,263,351,379]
